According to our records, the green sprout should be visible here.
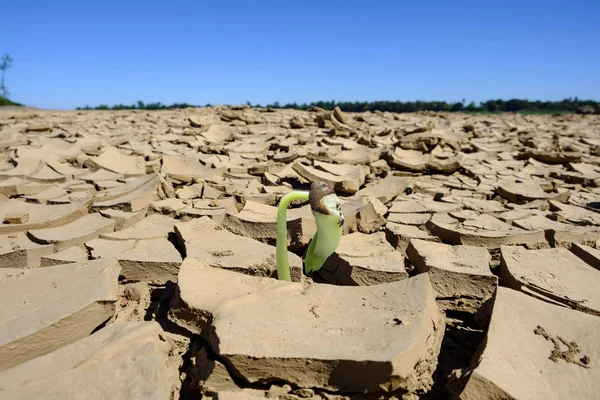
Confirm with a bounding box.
[276,181,345,281]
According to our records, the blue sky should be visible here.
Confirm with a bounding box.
[2,0,599,109]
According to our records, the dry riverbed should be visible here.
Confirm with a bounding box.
[0,106,598,399]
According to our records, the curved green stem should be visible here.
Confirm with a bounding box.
[276,191,309,281]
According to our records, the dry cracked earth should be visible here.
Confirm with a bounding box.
[0,105,598,400]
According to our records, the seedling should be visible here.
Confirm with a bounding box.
[276,181,345,281]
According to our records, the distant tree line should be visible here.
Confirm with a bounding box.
[77,100,201,110]
[77,97,599,114]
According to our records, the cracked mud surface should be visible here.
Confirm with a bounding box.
[0,106,598,399]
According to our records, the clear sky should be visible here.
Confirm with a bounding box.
[2,0,599,109]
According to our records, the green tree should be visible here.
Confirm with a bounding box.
[465,101,477,111]
[505,99,529,112]
[0,54,14,99]
[450,102,463,112]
